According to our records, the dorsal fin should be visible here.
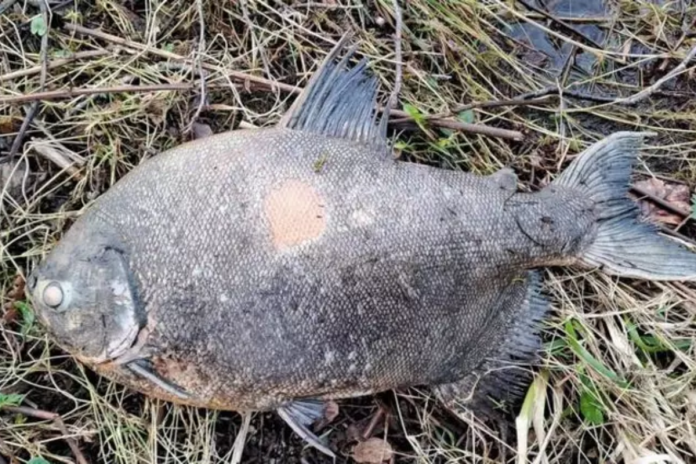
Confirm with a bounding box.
[277,34,390,154]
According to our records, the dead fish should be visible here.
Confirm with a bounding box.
[27,37,696,457]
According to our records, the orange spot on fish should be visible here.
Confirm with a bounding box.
[264,180,326,250]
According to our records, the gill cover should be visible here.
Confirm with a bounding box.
[29,216,144,363]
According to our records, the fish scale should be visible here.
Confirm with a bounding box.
[29,37,696,457]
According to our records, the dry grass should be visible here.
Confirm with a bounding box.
[1,0,696,463]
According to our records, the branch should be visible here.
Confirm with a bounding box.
[185,0,206,133]
[388,0,403,110]
[60,23,524,141]
[630,184,692,219]
[401,114,525,141]
[0,83,196,105]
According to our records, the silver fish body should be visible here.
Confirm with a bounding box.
[28,39,696,456]
[35,126,587,409]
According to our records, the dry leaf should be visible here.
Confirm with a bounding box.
[0,115,18,134]
[631,178,691,225]
[352,437,393,463]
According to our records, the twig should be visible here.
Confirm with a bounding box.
[61,23,524,140]
[1,406,88,464]
[240,0,272,79]
[389,96,553,124]
[8,105,38,156]
[613,44,696,105]
[362,407,385,440]
[516,85,617,103]
[525,13,613,23]
[516,0,605,50]
[390,84,616,125]
[631,184,692,219]
[185,0,206,133]
[29,138,84,178]
[388,0,403,110]
[451,96,554,113]
[392,113,524,141]
[555,46,576,159]
[657,223,696,248]
[555,83,568,158]
[8,0,49,158]
[0,83,196,105]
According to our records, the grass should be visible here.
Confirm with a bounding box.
[1,0,696,463]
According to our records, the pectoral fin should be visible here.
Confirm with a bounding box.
[277,399,335,458]
[126,359,192,400]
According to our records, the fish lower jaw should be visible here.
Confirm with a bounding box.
[105,323,141,361]
[73,350,110,366]
[68,323,140,367]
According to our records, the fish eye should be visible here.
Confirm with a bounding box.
[43,281,64,309]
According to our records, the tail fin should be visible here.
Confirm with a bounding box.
[553,131,696,281]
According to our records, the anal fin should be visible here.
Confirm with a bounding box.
[277,399,335,458]
[435,271,549,421]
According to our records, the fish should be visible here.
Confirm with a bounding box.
[27,36,696,457]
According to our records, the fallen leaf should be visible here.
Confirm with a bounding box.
[0,115,18,134]
[352,437,393,463]
[631,178,691,226]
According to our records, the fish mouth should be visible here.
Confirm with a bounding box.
[77,317,141,366]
